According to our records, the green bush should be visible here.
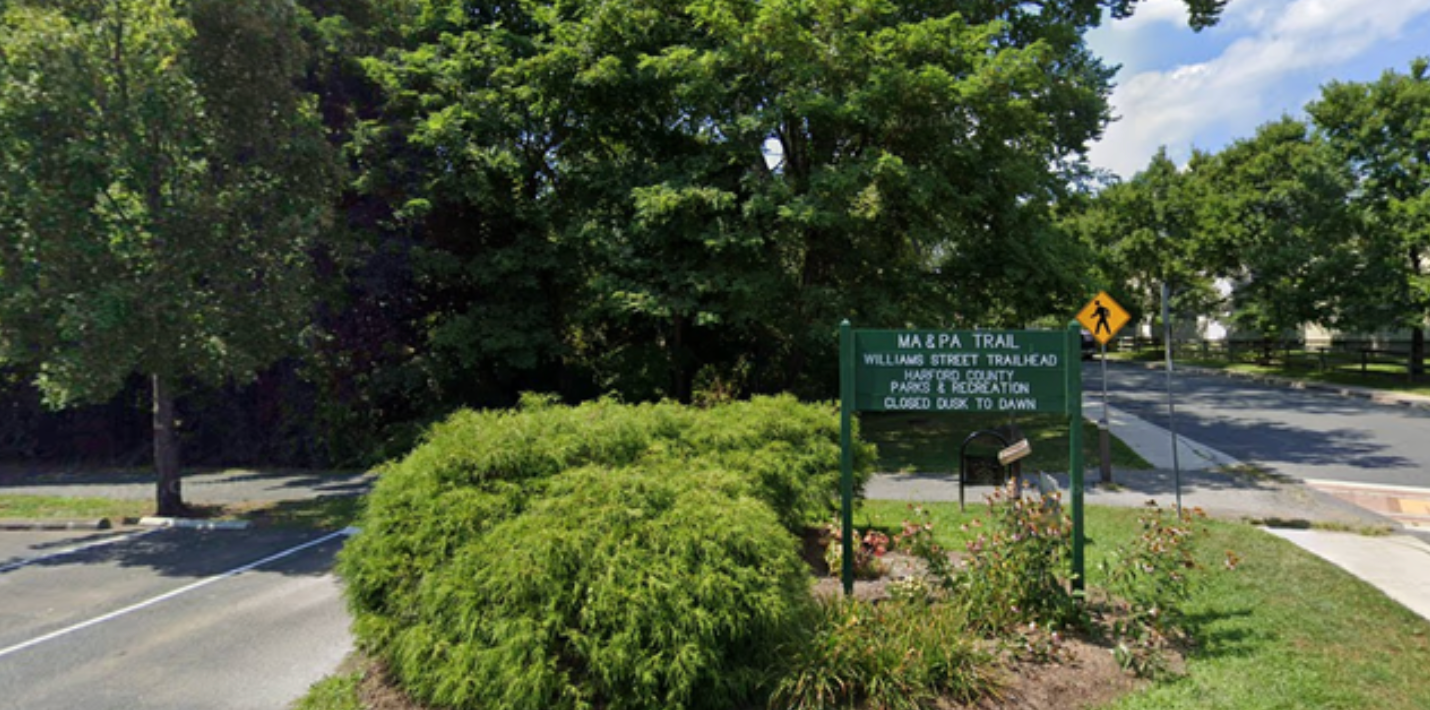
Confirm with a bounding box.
[769,597,1000,710]
[340,395,876,710]
[353,393,871,521]
[364,465,812,710]
[690,396,874,532]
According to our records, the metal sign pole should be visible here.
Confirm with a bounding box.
[1161,282,1183,514]
[838,320,855,594]
[1067,321,1084,592]
[1099,341,1112,485]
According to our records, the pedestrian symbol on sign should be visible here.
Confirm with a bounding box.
[1092,300,1112,336]
[1076,292,1130,346]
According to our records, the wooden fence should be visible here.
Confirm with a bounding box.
[1112,337,1427,382]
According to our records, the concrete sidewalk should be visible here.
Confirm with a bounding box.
[1089,400,1239,472]
[865,397,1430,623]
[1264,527,1430,622]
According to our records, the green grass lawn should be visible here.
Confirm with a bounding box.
[859,411,1152,474]
[0,494,152,521]
[226,495,365,530]
[0,492,363,530]
[1225,362,1430,397]
[858,500,1430,710]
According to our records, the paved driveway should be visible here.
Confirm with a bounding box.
[0,526,352,710]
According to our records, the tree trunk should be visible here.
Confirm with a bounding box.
[1412,327,1426,379]
[152,373,186,516]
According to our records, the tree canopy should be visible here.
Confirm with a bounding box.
[1060,147,1217,330]
[1190,117,1354,341]
[0,0,1247,475]
[1309,59,1430,373]
[353,0,1170,400]
[0,0,337,511]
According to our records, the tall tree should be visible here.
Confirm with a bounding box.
[1064,148,1218,334]
[353,0,1222,401]
[0,0,336,514]
[1309,59,1430,375]
[1191,117,1354,349]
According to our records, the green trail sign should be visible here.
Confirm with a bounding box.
[851,328,1069,414]
[837,321,1086,594]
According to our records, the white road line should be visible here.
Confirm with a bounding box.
[0,527,356,661]
[0,528,162,574]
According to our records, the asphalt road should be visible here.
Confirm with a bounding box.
[0,527,352,710]
[1090,360,1430,489]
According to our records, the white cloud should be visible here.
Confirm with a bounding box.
[1113,0,1190,30]
[1086,0,1195,67]
[1088,0,1430,178]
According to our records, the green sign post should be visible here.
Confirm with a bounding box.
[838,321,1085,594]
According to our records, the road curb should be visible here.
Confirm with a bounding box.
[1115,359,1430,410]
[138,516,251,531]
[0,518,112,531]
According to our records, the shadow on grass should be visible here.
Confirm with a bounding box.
[861,412,1151,474]
[1182,607,1263,662]
[232,494,365,530]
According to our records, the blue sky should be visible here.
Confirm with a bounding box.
[1085,0,1430,178]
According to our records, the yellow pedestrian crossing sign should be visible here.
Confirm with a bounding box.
[1077,291,1130,345]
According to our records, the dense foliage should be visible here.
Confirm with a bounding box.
[1188,119,1355,342]
[0,0,337,508]
[0,0,1242,470]
[367,465,812,710]
[349,0,1129,407]
[339,396,873,710]
[1099,504,1222,677]
[1309,59,1430,372]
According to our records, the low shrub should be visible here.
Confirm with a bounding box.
[892,505,955,592]
[367,465,812,710]
[342,395,872,649]
[954,483,1082,634]
[340,396,874,710]
[769,597,1000,710]
[688,396,876,532]
[353,393,872,528]
[339,477,527,651]
[291,672,362,710]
